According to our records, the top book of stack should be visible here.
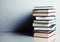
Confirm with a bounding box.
[34,6,55,10]
[33,6,55,12]
[33,6,55,17]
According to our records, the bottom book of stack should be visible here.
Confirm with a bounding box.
[34,34,56,42]
[34,30,56,38]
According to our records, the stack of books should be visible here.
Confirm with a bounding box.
[32,6,56,42]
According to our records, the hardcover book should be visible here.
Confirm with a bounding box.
[33,22,56,27]
[33,12,55,17]
[35,16,56,20]
[34,29,56,33]
[33,19,56,24]
[33,9,55,13]
[34,30,56,38]
[34,24,56,30]
[34,6,55,10]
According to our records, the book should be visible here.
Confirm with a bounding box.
[33,9,55,13]
[34,6,55,10]
[33,18,56,21]
[34,30,56,38]
[34,27,56,31]
[33,22,56,27]
[35,16,56,20]
[34,35,56,42]
[33,12,55,17]
[33,19,56,24]
[34,24,56,30]
[34,29,56,33]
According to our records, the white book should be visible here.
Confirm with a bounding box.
[34,6,55,10]
[36,16,56,20]
[34,35,56,42]
[34,26,56,30]
[34,20,56,23]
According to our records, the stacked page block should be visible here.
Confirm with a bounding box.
[32,6,56,42]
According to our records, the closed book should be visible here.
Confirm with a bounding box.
[34,35,56,42]
[33,22,56,27]
[35,16,56,20]
[34,19,56,24]
[34,6,55,10]
[34,30,56,38]
[34,29,56,33]
[34,24,56,30]
[33,12,55,16]
[33,9,55,13]
[33,18,56,21]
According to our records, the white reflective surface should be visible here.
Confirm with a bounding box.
[0,32,57,42]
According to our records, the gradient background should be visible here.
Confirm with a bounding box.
[0,0,59,42]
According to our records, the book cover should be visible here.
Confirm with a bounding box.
[33,13,55,16]
[33,19,56,24]
[33,22,56,27]
[34,24,56,30]
[33,9,55,13]
[34,30,56,38]
[34,6,55,10]
[36,16,56,20]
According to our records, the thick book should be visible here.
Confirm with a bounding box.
[34,30,56,38]
[34,6,55,10]
[33,19,56,24]
[35,16,56,20]
[33,12,55,17]
[33,9,55,13]
[34,24,56,30]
